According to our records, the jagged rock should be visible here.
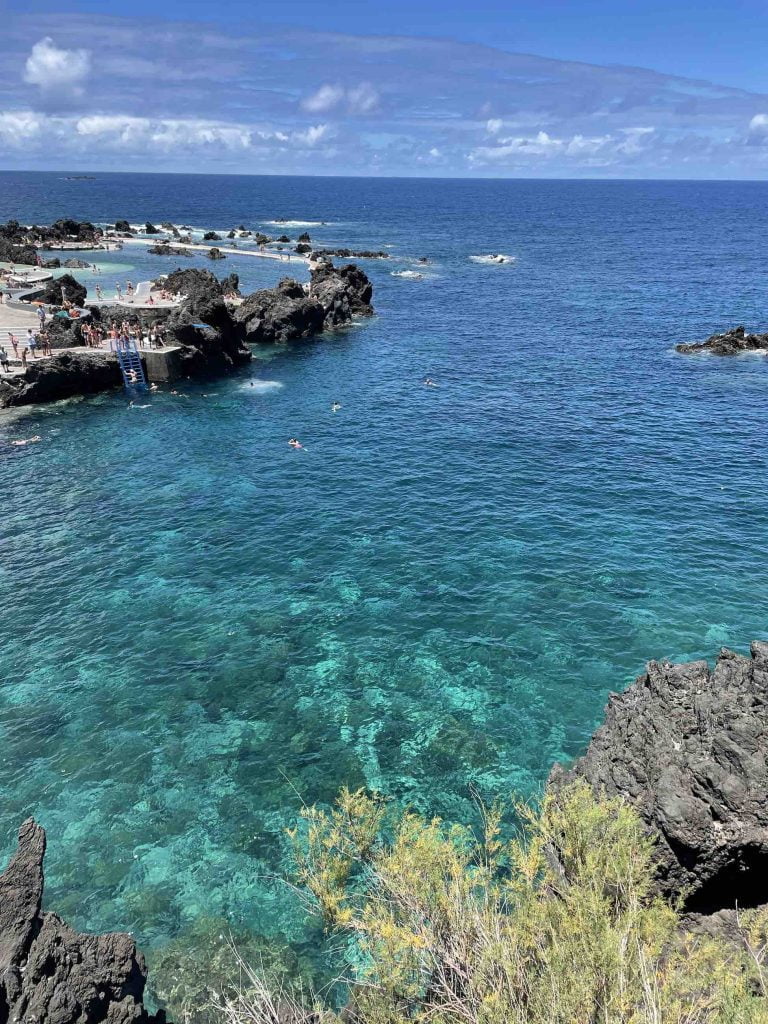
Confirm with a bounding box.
[114,220,132,233]
[311,247,389,260]
[202,231,221,241]
[0,350,120,408]
[39,258,61,269]
[297,232,311,243]
[160,222,175,231]
[40,273,87,308]
[220,273,240,296]
[310,261,374,326]
[206,247,226,260]
[147,244,191,257]
[0,818,163,1024]
[145,223,160,234]
[163,268,250,372]
[555,643,768,915]
[275,234,291,243]
[62,258,91,269]
[294,243,312,255]
[676,325,768,356]
[233,278,324,343]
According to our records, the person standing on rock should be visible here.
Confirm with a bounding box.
[0,346,9,373]
[26,329,37,359]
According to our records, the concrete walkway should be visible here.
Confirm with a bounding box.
[121,237,310,263]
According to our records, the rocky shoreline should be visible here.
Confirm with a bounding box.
[3,640,766,1020]
[0,260,373,409]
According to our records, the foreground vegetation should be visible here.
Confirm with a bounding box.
[166,783,768,1024]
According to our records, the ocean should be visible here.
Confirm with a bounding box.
[1,171,767,981]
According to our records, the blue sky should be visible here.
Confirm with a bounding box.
[4,0,768,177]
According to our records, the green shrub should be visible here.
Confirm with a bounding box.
[220,782,768,1024]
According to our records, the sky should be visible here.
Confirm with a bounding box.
[3,0,768,178]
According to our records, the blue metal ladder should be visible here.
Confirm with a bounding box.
[115,342,148,392]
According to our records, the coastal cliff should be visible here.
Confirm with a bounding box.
[554,642,768,920]
[0,819,163,1024]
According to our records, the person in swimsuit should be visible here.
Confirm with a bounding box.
[288,438,303,449]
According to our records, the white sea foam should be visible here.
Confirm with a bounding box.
[240,380,284,393]
[391,270,425,280]
[263,220,330,228]
[469,253,516,265]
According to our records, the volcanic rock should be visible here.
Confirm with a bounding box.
[555,643,768,915]
[0,350,120,408]
[310,261,374,326]
[0,818,163,1024]
[676,325,768,356]
[41,273,87,308]
[233,278,324,343]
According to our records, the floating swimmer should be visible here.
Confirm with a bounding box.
[288,437,303,449]
[424,377,437,387]
[332,401,341,412]
[10,435,42,446]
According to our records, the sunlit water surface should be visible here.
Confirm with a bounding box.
[1,172,767,978]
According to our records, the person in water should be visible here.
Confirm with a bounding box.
[288,438,303,449]
[11,435,42,446]
[424,377,437,386]
[332,401,341,412]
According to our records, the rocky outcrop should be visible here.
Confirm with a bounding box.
[233,278,324,343]
[41,273,87,309]
[232,261,373,344]
[311,247,389,260]
[0,351,121,407]
[676,326,768,355]
[555,643,768,916]
[162,268,250,373]
[63,258,91,269]
[0,818,163,1024]
[310,260,374,326]
[207,247,226,260]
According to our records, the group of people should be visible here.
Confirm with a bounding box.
[0,327,53,372]
[80,317,168,351]
[92,281,174,306]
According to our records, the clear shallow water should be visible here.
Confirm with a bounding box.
[1,172,768,970]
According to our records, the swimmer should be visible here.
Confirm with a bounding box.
[332,401,341,412]
[424,377,437,387]
[10,435,42,446]
[288,438,303,449]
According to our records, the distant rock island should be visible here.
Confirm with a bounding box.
[677,325,768,355]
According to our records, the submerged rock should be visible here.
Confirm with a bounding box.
[676,325,768,355]
[556,643,768,916]
[0,819,163,1024]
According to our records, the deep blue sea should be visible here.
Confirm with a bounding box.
[1,172,767,981]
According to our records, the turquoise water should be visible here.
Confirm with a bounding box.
[1,173,768,968]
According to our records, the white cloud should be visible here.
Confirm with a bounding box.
[347,83,379,114]
[0,111,46,146]
[429,147,441,157]
[302,84,345,113]
[469,128,649,166]
[747,114,768,144]
[292,123,330,146]
[301,82,379,115]
[486,118,503,135]
[24,37,91,97]
[74,115,252,149]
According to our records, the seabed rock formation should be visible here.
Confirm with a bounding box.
[0,818,163,1024]
[676,325,768,355]
[555,642,768,921]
